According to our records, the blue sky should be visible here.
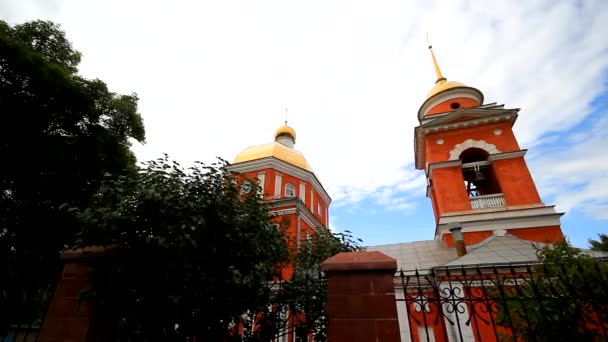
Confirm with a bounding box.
[3,0,607,248]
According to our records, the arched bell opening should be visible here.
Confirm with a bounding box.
[459,148,501,197]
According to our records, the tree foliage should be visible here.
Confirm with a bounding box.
[0,19,145,326]
[589,233,608,252]
[225,227,362,342]
[494,240,608,341]
[273,229,362,342]
[75,156,289,339]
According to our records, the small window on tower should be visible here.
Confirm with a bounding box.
[450,102,461,110]
[285,183,296,197]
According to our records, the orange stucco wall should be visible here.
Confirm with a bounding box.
[431,167,470,215]
[427,97,481,116]
[492,157,541,206]
[424,122,520,165]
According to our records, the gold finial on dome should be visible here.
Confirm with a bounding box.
[275,107,296,143]
[275,124,296,141]
[427,34,446,84]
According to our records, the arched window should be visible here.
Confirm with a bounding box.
[240,179,252,194]
[285,183,296,197]
[459,148,501,197]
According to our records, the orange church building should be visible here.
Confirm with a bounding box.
[366,44,570,341]
[228,123,331,280]
[225,41,596,341]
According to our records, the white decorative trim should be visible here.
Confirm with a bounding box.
[436,138,444,145]
[493,128,503,135]
[274,174,282,198]
[414,107,519,170]
[426,160,462,178]
[436,205,563,239]
[272,208,297,216]
[493,229,507,236]
[488,150,527,161]
[228,157,332,205]
[448,139,500,160]
[441,284,475,342]
[268,198,325,229]
[299,182,306,202]
[257,172,266,195]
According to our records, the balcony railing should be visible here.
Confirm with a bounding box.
[469,193,506,209]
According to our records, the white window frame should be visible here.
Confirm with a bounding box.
[285,183,296,197]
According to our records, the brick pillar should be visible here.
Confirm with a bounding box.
[322,251,401,342]
[38,246,111,342]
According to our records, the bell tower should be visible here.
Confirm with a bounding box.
[415,44,564,248]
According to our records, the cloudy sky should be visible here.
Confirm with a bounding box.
[3,0,607,247]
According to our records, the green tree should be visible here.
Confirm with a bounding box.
[256,229,362,342]
[589,233,608,252]
[75,156,289,339]
[0,19,145,326]
[494,240,608,341]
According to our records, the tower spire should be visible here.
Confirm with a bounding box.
[427,34,447,84]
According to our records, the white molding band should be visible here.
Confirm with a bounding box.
[449,139,500,160]
[268,198,326,229]
[228,157,332,205]
[426,160,462,177]
[436,205,563,239]
[488,149,527,161]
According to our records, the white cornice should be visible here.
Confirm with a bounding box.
[414,107,520,170]
[268,197,325,229]
[488,150,527,161]
[435,205,563,238]
[228,157,332,205]
[426,160,462,177]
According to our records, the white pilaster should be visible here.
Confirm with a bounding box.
[299,182,306,203]
[439,283,474,342]
[257,172,266,195]
[274,174,282,198]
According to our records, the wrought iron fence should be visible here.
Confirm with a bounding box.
[396,261,608,342]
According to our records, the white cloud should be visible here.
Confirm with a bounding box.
[530,112,608,220]
[3,0,608,221]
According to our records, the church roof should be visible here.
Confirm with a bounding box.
[365,239,457,271]
[442,234,543,267]
[367,234,608,272]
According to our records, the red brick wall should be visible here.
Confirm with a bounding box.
[322,252,400,342]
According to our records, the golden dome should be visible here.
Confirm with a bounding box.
[274,125,296,141]
[233,142,312,171]
[427,79,466,99]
